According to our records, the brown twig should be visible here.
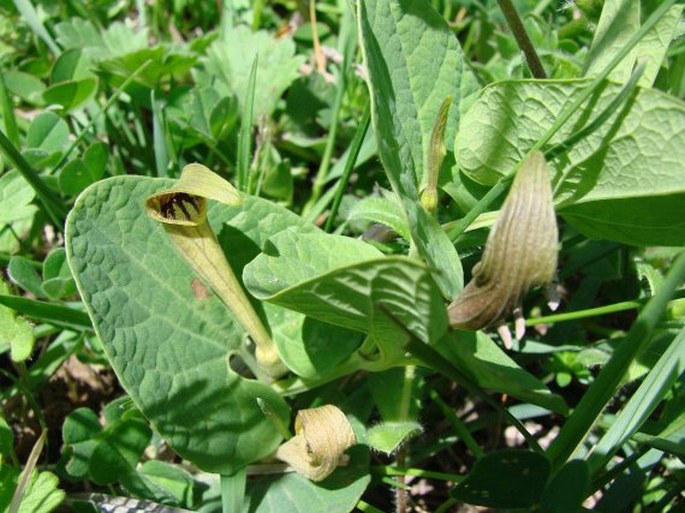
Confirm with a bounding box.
[497,0,547,78]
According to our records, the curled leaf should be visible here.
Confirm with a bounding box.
[145,163,286,377]
[448,151,558,334]
[275,405,356,482]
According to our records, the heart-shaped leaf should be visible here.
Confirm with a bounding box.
[66,176,291,474]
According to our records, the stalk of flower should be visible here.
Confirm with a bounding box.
[145,163,286,377]
[275,405,356,481]
[447,151,558,347]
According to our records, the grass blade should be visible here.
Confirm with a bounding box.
[0,129,67,226]
[0,72,20,147]
[9,429,47,513]
[221,468,246,513]
[151,89,169,177]
[546,250,685,468]
[0,295,92,331]
[587,325,685,474]
[12,0,60,54]
[237,56,257,192]
[324,107,370,232]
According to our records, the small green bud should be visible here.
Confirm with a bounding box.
[420,96,452,214]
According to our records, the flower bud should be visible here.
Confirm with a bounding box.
[448,151,558,335]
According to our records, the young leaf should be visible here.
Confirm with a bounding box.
[367,421,423,455]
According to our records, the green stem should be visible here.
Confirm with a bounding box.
[324,107,370,232]
[497,0,547,78]
[372,301,543,452]
[356,500,386,513]
[449,0,679,239]
[546,250,685,468]
[526,290,685,326]
[374,465,464,482]
[303,71,348,217]
[405,336,541,451]
[448,176,511,242]
[429,389,485,459]
[220,468,246,513]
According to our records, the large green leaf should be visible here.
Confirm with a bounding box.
[66,176,290,474]
[455,80,685,246]
[243,229,383,299]
[209,200,364,380]
[357,0,469,298]
[262,305,363,381]
[245,238,562,411]
[244,229,448,359]
[357,0,471,185]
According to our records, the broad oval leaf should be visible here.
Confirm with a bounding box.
[66,176,290,474]
[455,80,685,246]
[244,229,448,351]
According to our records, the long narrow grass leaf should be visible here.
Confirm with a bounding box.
[0,73,20,147]
[221,468,247,513]
[0,295,92,331]
[587,325,685,473]
[237,56,258,191]
[151,90,169,177]
[0,129,67,226]
[547,61,645,165]
[9,429,46,513]
[303,10,356,216]
[12,0,60,54]
[324,107,371,232]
